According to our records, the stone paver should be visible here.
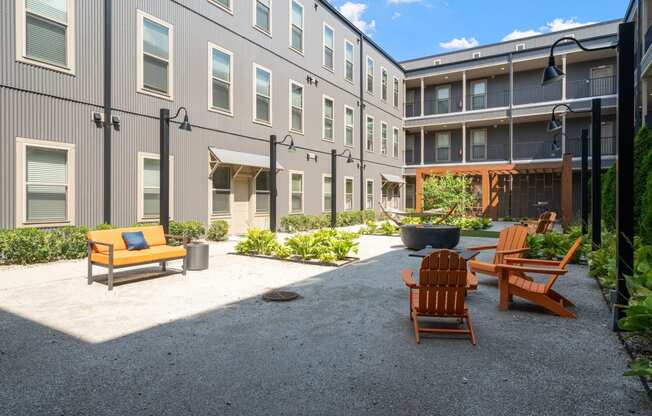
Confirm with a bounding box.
[0,235,649,415]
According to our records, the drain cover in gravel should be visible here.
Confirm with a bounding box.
[262,290,300,302]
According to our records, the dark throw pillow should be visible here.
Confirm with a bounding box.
[122,231,149,251]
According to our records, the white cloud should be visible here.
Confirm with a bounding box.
[439,37,479,50]
[502,18,595,42]
[544,18,595,32]
[388,0,423,4]
[339,2,376,34]
[502,29,542,41]
[391,12,401,20]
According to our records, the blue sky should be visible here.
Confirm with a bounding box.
[331,0,630,61]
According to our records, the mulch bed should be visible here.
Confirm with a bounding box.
[228,252,359,267]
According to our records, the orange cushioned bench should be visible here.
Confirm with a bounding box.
[87,226,188,291]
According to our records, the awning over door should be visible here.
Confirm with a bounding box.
[208,147,284,171]
[381,173,406,184]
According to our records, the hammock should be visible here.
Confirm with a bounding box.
[378,202,457,227]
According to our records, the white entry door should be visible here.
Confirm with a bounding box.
[231,177,252,234]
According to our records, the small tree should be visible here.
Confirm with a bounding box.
[422,173,474,215]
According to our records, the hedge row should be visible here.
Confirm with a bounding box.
[0,220,230,265]
[280,210,376,232]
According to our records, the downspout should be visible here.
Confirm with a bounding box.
[358,34,365,211]
[103,0,112,224]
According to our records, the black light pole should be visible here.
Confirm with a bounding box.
[591,98,602,248]
[542,23,636,329]
[330,149,354,228]
[269,134,295,232]
[103,0,112,225]
[580,128,590,235]
[614,22,635,329]
[159,107,191,234]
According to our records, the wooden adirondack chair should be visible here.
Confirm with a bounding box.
[465,225,530,290]
[492,237,583,318]
[401,250,476,345]
[521,211,557,234]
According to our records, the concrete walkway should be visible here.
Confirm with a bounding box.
[0,235,649,415]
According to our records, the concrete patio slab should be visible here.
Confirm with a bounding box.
[0,235,649,415]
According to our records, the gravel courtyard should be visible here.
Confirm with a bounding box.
[0,234,649,416]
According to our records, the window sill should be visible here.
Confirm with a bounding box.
[18,220,72,228]
[208,107,234,117]
[345,78,355,86]
[322,137,335,143]
[254,212,269,217]
[207,1,234,15]
[289,47,304,57]
[253,119,272,128]
[137,88,174,102]
[289,129,304,136]
[253,25,272,38]
[322,65,334,73]
[211,213,231,219]
[16,56,76,76]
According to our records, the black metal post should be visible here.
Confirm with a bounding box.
[580,128,589,235]
[613,21,635,330]
[269,135,277,232]
[103,0,112,224]
[159,108,170,234]
[358,35,365,211]
[331,149,337,228]
[591,98,602,248]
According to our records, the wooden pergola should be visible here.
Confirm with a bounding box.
[415,153,573,228]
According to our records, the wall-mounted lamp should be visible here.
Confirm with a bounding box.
[306,152,318,162]
[93,111,121,131]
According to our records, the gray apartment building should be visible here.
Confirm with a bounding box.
[0,0,622,233]
[626,0,652,128]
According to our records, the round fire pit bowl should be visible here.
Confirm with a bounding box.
[262,290,300,302]
[400,224,461,251]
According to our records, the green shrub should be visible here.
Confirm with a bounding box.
[235,228,279,255]
[601,164,616,231]
[92,223,116,231]
[641,170,652,245]
[48,226,89,260]
[587,231,617,288]
[401,216,422,225]
[1,228,52,265]
[285,233,322,260]
[360,221,378,235]
[206,220,229,241]
[169,220,205,242]
[280,210,374,232]
[422,173,474,214]
[527,227,583,263]
[379,221,399,236]
[634,127,652,233]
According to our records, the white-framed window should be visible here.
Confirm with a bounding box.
[392,127,399,158]
[290,171,304,213]
[393,77,399,108]
[323,23,334,71]
[366,56,375,94]
[433,59,442,66]
[255,171,270,213]
[470,80,487,110]
[470,129,487,161]
[406,182,415,209]
[253,63,272,125]
[436,85,450,114]
[208,0,232,13]
[366,115,374,152]
[515,43,526,51]
[344,177,354,211]
[472,51,481,59]
[344,40,354,83]
[15,0,76,74]
[289,80,304,133]
[381,121,388,155]
[365,179,374,210]
[289,0,303,53]
[322,174,332,212]
[137,10,174,100]
[381,67,388,101]
[322,95,334,141]
[138,152,174,222]
[15,137,75,227]
[208,42,233,115]
[253,0,272,35]
[211,165,231,215]
[344,105,354,147]
[435,132,451,162]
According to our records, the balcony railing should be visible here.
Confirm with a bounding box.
[514,84,562,105]
[646,24,652,53]
[565,136,617,157]
[513,140,563,160]
[404,148,421,165]
[466,143,509,162]
[567,76,616,99]
[465,91,509,111]
[405,102,421,118]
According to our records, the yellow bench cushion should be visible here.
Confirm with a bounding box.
[91,245,187,267]
[87,226,167,253]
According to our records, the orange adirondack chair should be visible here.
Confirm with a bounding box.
[465,225,530,290]
[521,211,557,234]
[401,250,476,345]
[492,237,584,318]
